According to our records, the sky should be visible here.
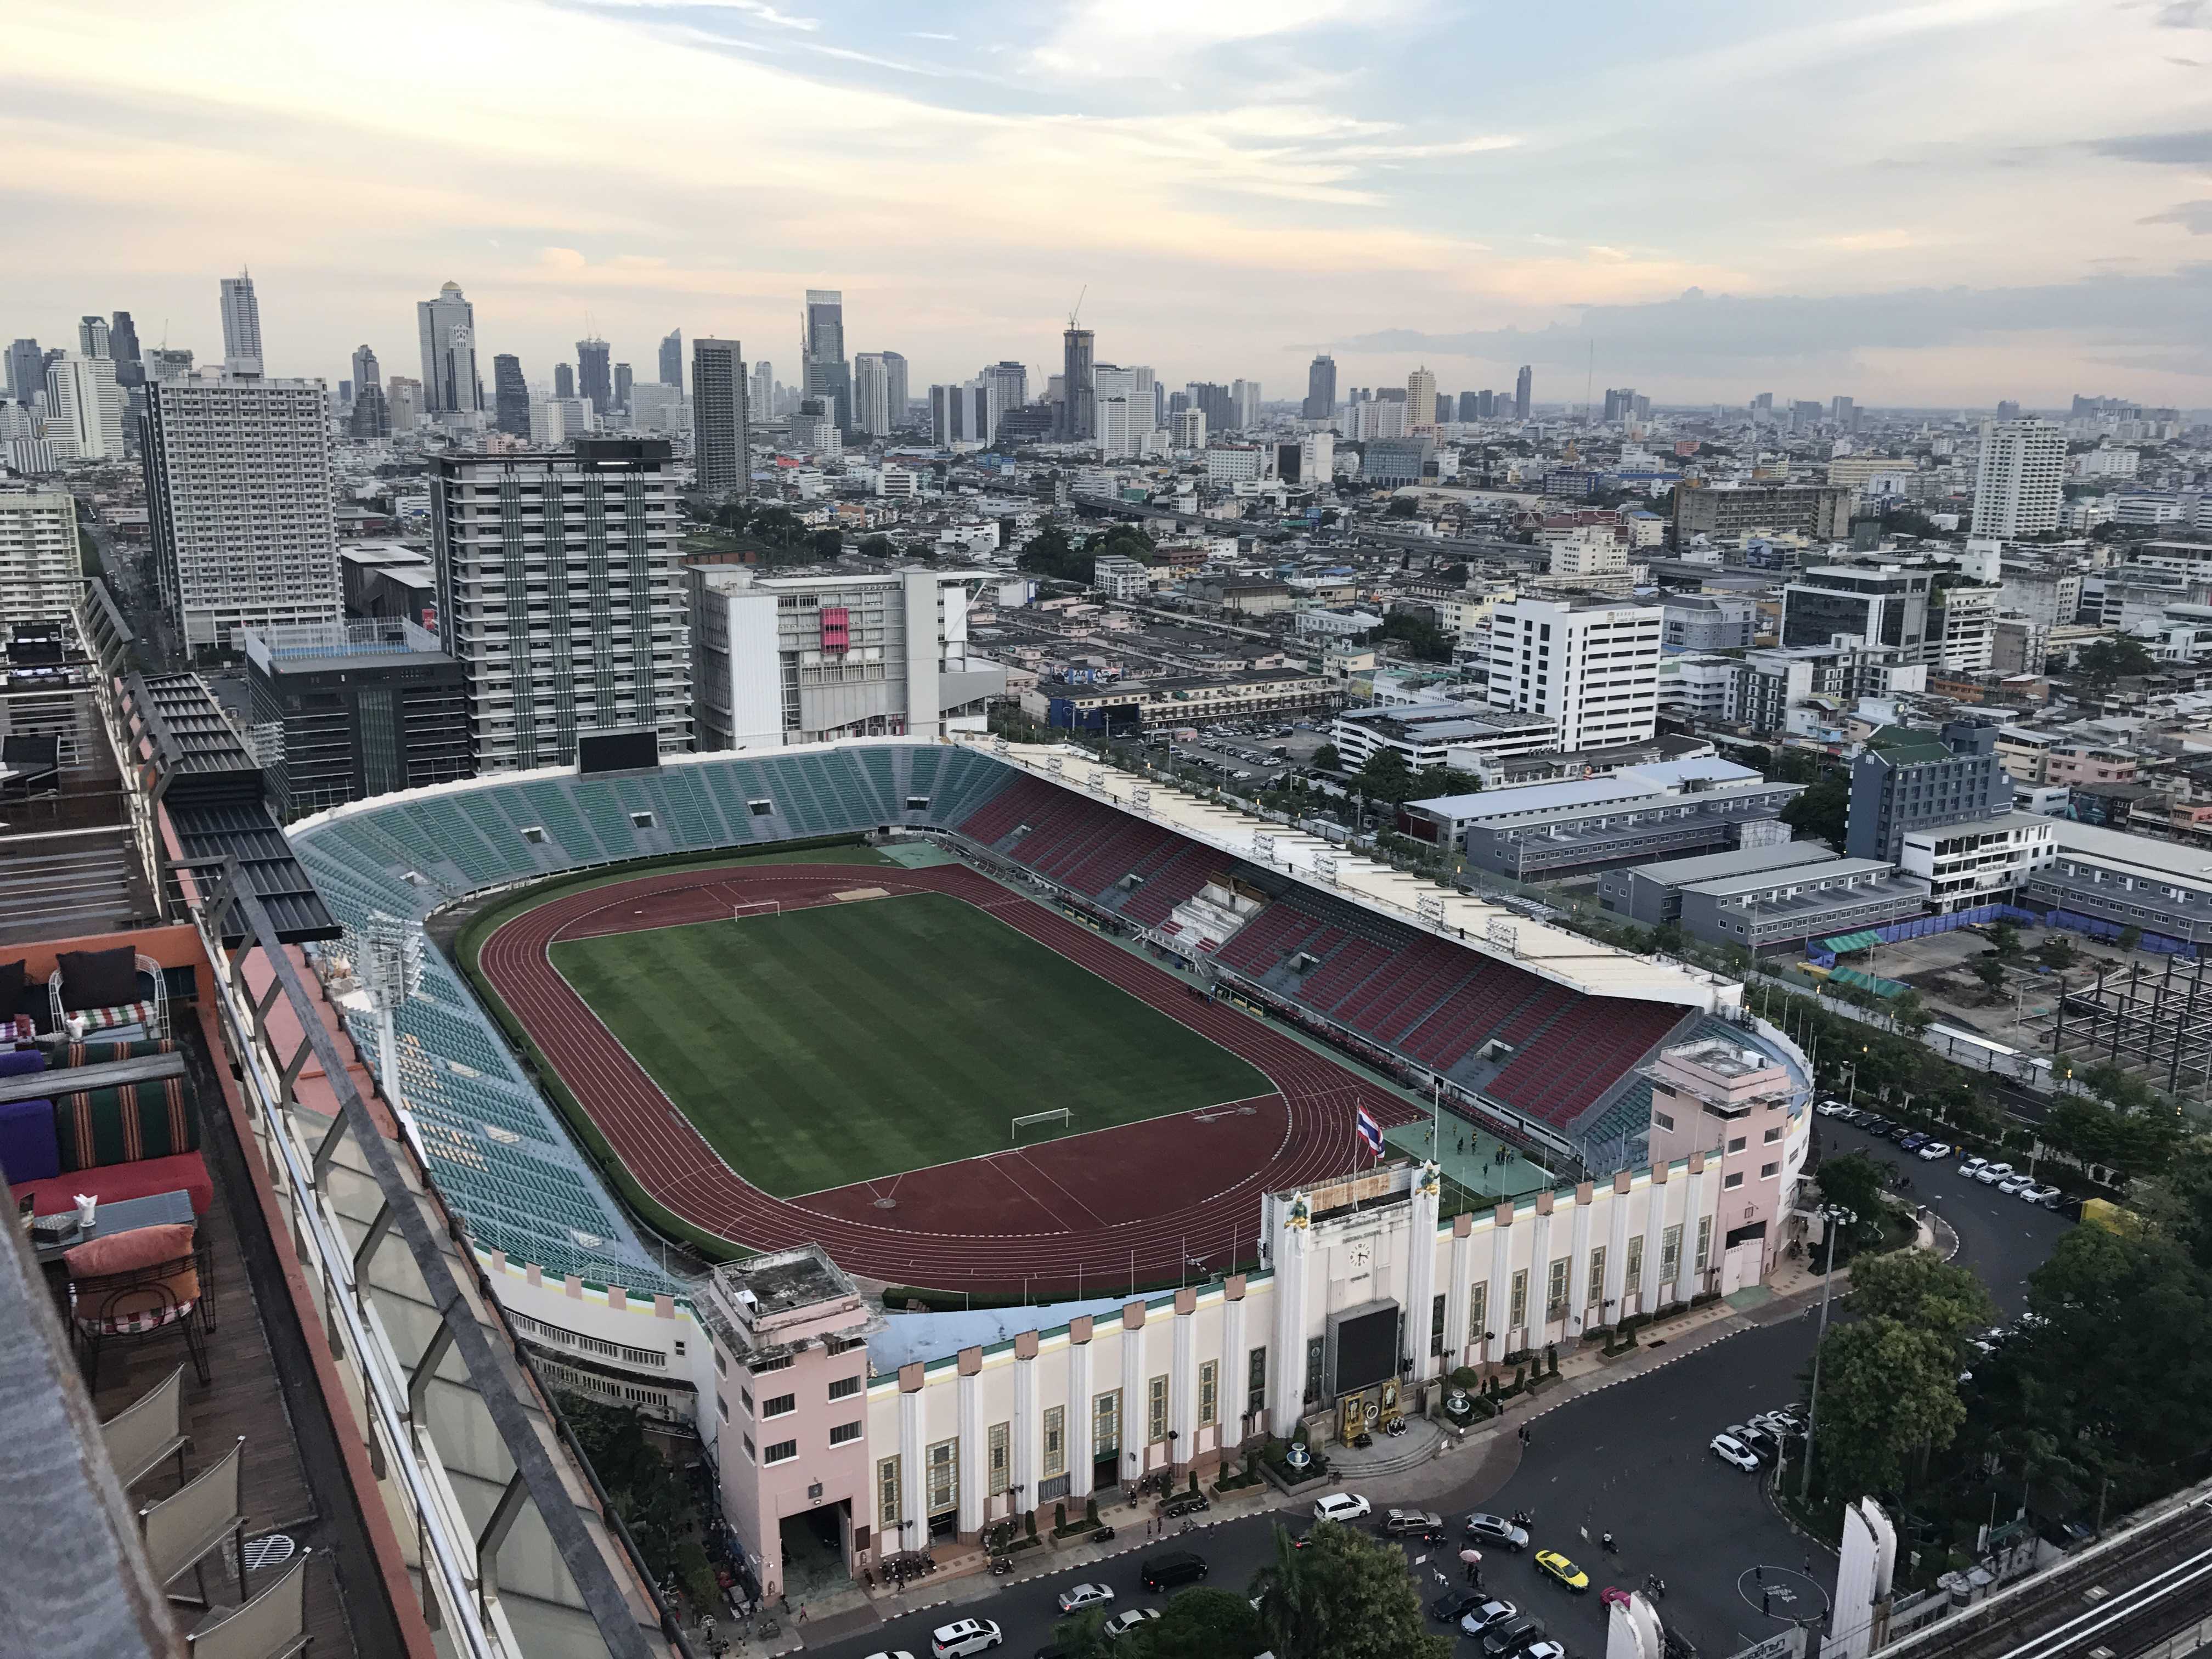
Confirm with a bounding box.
[7,0,2212,412]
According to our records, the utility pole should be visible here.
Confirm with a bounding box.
[1799,1204,1855,1501]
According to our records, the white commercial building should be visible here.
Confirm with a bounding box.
[1547,524,1628,587]
[528,397,595,445]
[0,489,80,624]
[42,352,123,461]
[1171,408,1207,450]
[1230,379,1262,431]
[218,272,263,376]
[687,566,1004,752]
[1933,584,2000,674]
[853,353,892,437]
[1486,596,1662,751]
[429,438,691,769]
[1971,418,2065,537]
[1898,811,2057,913]
[144,373,341,650]
[1204,444,1262,485]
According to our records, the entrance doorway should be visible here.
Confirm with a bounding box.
[776,1499,853,1604]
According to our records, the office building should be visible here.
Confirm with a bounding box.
[1675,481,1852,542]
[1457,391,1480,422]
[528,397,595,444]
[1780,565,1932,661]
[614,362,633,413]
[1830,396,1857,430]
[576,336,611,415]
[1600,843,1842,930]
[853,352,892,436]
[415,280,481,416]
[1363,436,1432,486]
[242,618,471,818]
[1897,811,2056,914]
[1062,326,1096,439]
[659,328,682,390]
[77,315,110,359]
[0,488,81,624]
[1485,595,1662,752]
[751,359,776,422]
[1515,364,1532,419]
[1302,354,1336,420]
[385,376,421,432]
[802,289,850,428]
[219,271,263,375]
[7,339,42,404]
[1231,379,1262,431]
[106,311,142,387]
[691,337,749,498]
[985,360,1027,422]
[788,397,840,458]
[492,353,529,437]
[2025,823,2212,949]
[1971,417,2066,538]
[43,351,123,460]
[1846,722,2015,865]
[1660,594,1757,651]
[144,373,341,649]
[346,344,388,439]
[882,351,911,430]
[1673,857,1929,952]
[430,438,690,770]
[145,346,192,384]
[689,565,1003,751]
[930,381,998,448]
[1407,366,1437,431]
[554,362,575,400]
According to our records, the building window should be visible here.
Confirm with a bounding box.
[1247,1347,1267,1418]
[1652,1110,1674,1131]
[742,1435,755,1462]
[1587,1246,1607,1312]
[713,1345,727,1377]
[716,1395,729,1423]
[740,1387,753,1415]
[1546,1256,1570,1319]
[1094,1390,1120,1456]
[1147,1375,1170,1444]
[1723,1171,1744,1190]
[1661,1224,1682,1284]
[830,1421,861,1446]
[1761,1162,1780,1180]
[1696,1216,1713,1275]
[1624,1236,1644,1297]
[1726,1136,1747,1154]
[1764,1125,1783,1143]
[1042,1406,1066,1479]
[1468,1282,1488,1345]
[1431,1292,1448,1356]
[877,1458,901,1532]
[1509,1268,1528,1330]
[926,1439,958,1513]
[763,1393,795,1418]
[1198,1361,1218,1428]
[828,1375,861,1401]
[989,1423,1009,1495]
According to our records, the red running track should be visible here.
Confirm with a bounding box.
[476,861,1426,1294]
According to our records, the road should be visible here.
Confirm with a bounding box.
[795,1132,2067,1659]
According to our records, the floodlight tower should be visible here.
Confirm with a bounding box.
[352,912,425,1110]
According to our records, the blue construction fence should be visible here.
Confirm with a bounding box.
[1807,901,2194,967]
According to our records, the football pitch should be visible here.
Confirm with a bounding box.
[547,891,1271,1198]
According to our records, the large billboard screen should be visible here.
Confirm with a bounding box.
[577,729,660,776]
[1329,1301,1399,1397]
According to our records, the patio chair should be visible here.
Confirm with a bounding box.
[186,1548,313,1659]
[100,1362,193,1493]
[139,1435,247,1610]
[49,947,169,1042]
[66,1221,208,1391]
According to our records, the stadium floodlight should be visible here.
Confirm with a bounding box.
[351,911,425,1115]
[1416,893,1447,929]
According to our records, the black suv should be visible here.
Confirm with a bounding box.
[1481,1617,1546,1659]
[1140,1551,1209,1592]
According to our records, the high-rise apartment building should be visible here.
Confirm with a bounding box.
[143,373,341,649]
[1971,417,2066,538]
[1830,395,1858,432]
[108,312,143,388]
[1061,328,1095,439]
[576,337,611,415]
[1458,391,1481,422]
[492,354,529,437]
[985,361,1026,424]
[1407,366,1437,432]
[7,340,42,405]
[529,398,594,446]
[852,353,891,436]
[78,316,110,359]
[219,272,263,375]
[0,489,81,625]
[386,376,421,432]
[1231,379,1262,431]
[658,329,682,390]
[1514,365,1532,420]
[1303,354,1336,420]
[554,363,575,400]
[1485,596,1662,751]
[802,290,850,428]
[691,337,750,498]
[348,345,389,438]
[882,352,910,430]
[415,281,481,415]
[43,352,123,460]
[614,363,633,413]
[430,439,690,769]
[750,360,775,424]
[145,347,193,384]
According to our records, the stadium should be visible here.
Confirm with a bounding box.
[289,735,1794,1305]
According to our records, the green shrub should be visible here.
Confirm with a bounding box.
[1056,1501,1066,1532]
[1025,1511,1037,1539]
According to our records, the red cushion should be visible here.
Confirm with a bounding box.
[65,1219,195,1279]
[12,1149,212,1218]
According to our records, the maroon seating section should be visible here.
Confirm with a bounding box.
[1485,1000,1689,1128]
[1120,845,1220,926]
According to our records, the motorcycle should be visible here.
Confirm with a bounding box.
[989,1556,1015,1576]
[1093,1525,1116,1544]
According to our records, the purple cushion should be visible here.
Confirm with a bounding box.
[0,1049,44,1079]
[0,1097,60,1184]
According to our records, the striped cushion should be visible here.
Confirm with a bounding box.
[80,1298,197,1337]
[54,1078,199,1173]
[61,1040,177,1068]
[74,1001,159,1034]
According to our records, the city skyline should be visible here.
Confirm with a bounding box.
[6,0,2212,408]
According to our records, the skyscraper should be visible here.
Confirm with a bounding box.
[492,354,529,437]
[415,281,481,415]
[1061,327,1095,440]
[349,345,389,438]
[659,329,682,390]
[577,337,611,415]
[1971,418,2066,538]
[751,360,775,422]
[614,363,633,414]
[219,272,263,375]
[1231,379,1262,430]
[43,352,122,460]
[7,340,41,405]
[692,337,749,499]
[78,316,110,359]
[882,351,910,430]
[1830,395,1857,431]
[802,290,850,428]
[1514,365,1532,420]
[852,353,891,436]
[143,373,341,648]
[554,363,575,400]
[1303,354,1336,421]
[1407,366,1437,432]
[1458,391,1481,422]
[385,377,421,432]
[109,312,143,388]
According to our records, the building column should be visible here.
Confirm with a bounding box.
[1675,1154,1707,1305]
[1404,1161,1441,1384]
[1119,1302,1146,1480]
[956,1348,985,1539]
[1013,1333,1039,1521]
[1528,1192,1554,1343]
[1066,1317,1095,1502]
[1604,1171,1633,1323]
[897,1363,926,1558]
[1171,1288,1198,1473]
[1220,1277,1248,1451]
[1641,1163,1671,1313]
[1269,1205,1311,1438]
[1485,1202,1515,1364]
[1567,1182,1595,1340]
[1447,1213,1474,1365]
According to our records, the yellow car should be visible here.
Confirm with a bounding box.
[1535,1550,1589,1593]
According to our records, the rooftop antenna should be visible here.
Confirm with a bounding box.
[1068,285,1087,331]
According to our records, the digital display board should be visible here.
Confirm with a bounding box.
[577,729,660,776]
[1329,1302,1399,1397]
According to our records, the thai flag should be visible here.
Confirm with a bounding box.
[1356,1104,1384,1159]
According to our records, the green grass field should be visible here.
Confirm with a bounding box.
[548,892,1271,1197]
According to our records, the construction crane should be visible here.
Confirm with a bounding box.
[1068,286,1086,331]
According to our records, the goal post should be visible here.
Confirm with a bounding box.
[1011,1107,1073,1145]
[730,899,780,921]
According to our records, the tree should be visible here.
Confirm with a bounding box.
[1782,774,1851,851]
[2074,636,2157,687]
[857,533,893,558]
[1808,1316,1971,1502]
[1018,524,1092,585]
[1311,743,1342,772]
[2037,934,2079,971]
[1847,1248,1994,1345]
[1355,747,1416,805]
[1386,495,1419,518]
[1248,1522,1450,1659]
[2119,924,2143,953]
[1972,958,2007,995]
[1990,922,2024,961]
[2042,1094,2180,1175]
[1889,990,1935,1037]
[1411,765,1481,800]
[1121,1588,1267,1659]
[1374,611,1454,663]
[1814,1152,1887,1255]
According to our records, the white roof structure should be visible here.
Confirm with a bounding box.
[970,738,1740,1012]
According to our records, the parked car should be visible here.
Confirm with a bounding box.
[1750,1409,1803,1438]
[1976,1161,2015,1185]
[1139,1551,1209,1592]
[1480,1617,1547,1658]
[1465,1513,1532,1551]
[1523,1643,1568,1659]
[1535,1550,1589,1592]
[1457,1598,1520,1635]
[1898,1132,1930,1152]
[1959,1155,1988,1179]
[1735,1424,1780,1461]
[1385,1509,1444,1537]
[1102,1609,1160,1640]
[1916,1141,1953,1161]
[930,1620,1004,1657]
[2022,1183,2062,1206]
[1313,1493,1372,1524]
[1997,1173,2036,1196]
[1161,1494,1209,1519]
[1430,1589,1487,1624]
[1815,1099,1849,1116]
[1888,1124,1921,1145]
[1711,1434,1762,1471]
[1056,1584,1114,1615]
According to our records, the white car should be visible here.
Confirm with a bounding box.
[929,1619,1003,1657]
[1996,1173,2035,1196]
[1976,1161,2015,1185]
[1103,1609,1161,1640]
[1314,1493,1373,1523]
[863,1652,917,1659]
[1917,1141,1953,1161]
[2022,1183,2062,1207]
[1057,1584,1115,1615]
[1959,1155,1988,1180]
[1814,1099,1849,1116]
[1711,1434,1762,1472]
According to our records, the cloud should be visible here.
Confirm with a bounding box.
[580,0,815,27]
[2143,199,2212,230]
[2084,128,2212,164]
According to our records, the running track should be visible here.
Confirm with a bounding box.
[475,861,1426,1294]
